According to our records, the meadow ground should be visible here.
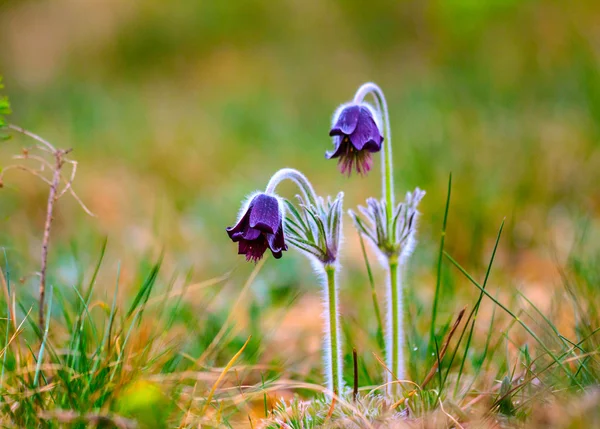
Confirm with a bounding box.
[0,1,600,427]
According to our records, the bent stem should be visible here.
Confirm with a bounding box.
[353,83,394,236]
[355,83,405,393]
[386,255,404,395]
[264,168,319,207]
[324,263,342,397]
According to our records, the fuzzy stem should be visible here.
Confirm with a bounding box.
[353,83,394,240]
[264,168,319,207]
[390,260,399,381]
[324,263,342,397]
[355,83,404,394]
[386,255,404,395]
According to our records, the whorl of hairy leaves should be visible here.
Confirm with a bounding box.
[349,188,425,258]
[283,192,344,265]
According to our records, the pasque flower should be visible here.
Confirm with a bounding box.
[326,103,383,176]
[331,82,426,395]
[226,169,345,398]
[226,193,287,262]
[264,168,345,397]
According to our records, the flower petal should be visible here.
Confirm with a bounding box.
[348,107,383,151]
[249,194,281,234]
[226,209,252,241]
[325,136,347,159]
[329,105,360,136]
[267,226,287,256]
[239,225,261,241]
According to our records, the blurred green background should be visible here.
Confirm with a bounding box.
[1,0,599,340]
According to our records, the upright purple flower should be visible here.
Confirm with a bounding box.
[326,103,383,176]
[226,193,287,262]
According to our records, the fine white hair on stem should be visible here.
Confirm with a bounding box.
[352,82,394,209]
[385,263,405,387]
[265,168,318,207]
[264,167,345,396]
[317,262,343,396]
[348,188,425,396]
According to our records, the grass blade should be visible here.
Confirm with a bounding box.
[202,335,252,415]
[358,232,384,353]
[430,173,452,346]
[446,219,505,396]
[34,285,53,387]
[444,250,584,390]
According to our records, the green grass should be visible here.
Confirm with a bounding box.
[1,1,600,426]
[0,183,598,427]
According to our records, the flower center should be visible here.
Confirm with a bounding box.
[338,137,373,176]
[245,235,268,263]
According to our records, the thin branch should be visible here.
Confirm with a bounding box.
[0,165,53,187]
[38,151,62,328]
[421,307,466,389]
[57,159,77,198]
[10,146,95,216]
[4,123,95,328]
[7,124,56,153]
[66,186,95,216]
[439,398,465,429]
[35,144,54,154]
[13,153,55,171]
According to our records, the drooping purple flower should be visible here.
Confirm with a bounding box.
[326,104,383,176]
[226,193,287,262]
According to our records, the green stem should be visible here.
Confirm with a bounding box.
[355,83,401,395]
[387,256,403,393]
[383,125,394,235]
[353,83,394,238]
[325,264,341,396]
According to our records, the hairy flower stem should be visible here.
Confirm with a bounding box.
[265,167,343,395]
[264,168,318,206]
[353,83,394,232]
[354,83,406,392]
[387,256,404,394]
[324,263,342,397]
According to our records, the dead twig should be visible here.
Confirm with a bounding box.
[3,124,95,329]
[421,307,466,389]
[38,150,63,329]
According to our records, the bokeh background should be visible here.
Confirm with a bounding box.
[1,0,600,381]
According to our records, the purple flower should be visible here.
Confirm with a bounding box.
[226,193,288,262]
[326,104,383,176]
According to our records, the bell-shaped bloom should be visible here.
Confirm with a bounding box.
[326,103,383,176]
[226,193,287,262]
